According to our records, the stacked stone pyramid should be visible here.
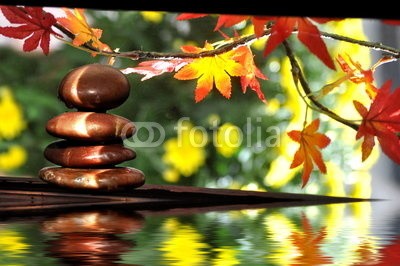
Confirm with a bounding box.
[39,64,145,191]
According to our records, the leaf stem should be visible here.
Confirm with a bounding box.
[282,40,359,131]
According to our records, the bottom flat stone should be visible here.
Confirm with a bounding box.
[39,167,145,191]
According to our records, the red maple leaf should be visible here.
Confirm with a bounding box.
[354,80,400,164]
[213,15,249,30]
[213,15,269,37]
[381,19,400,25]
[177,14,269,38]
[264,17,340,70]
[0,6,60,55]
[176,13,208,20]
[287,119,331,187]
[176,14,339,69]
[374,237,400,266]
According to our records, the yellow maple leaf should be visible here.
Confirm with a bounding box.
[57,8,111,53]
[174,42,246,102]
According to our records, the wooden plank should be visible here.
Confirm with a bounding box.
[0,176,372,217]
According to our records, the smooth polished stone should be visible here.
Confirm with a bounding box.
[39,167,145,191]
[44,140,136,167]
[58,64,130,111]
[46,112,135,142]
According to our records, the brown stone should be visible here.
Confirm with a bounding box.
[41,210,144,234]
[46,112,135,142]
[45,234,133,265]
[58,64,130,111]
[44,140,136,168]
[39,167,145,191]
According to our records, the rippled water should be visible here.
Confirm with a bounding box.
[1,200,399,265]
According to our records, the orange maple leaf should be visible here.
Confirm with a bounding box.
[319,55,395,98]
[57,8,111,53]
[337,54,396,99]
[354,80,400,164]
[287,119,331,187]
[231,45,267,102]
[290,214,332,265]
[336,54,377,99]
[174,42,247,102]
[352,240,381,265]
[264,17,340,70]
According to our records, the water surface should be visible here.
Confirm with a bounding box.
[0,200,399,265]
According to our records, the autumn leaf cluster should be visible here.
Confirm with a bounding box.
[1,6,400,187]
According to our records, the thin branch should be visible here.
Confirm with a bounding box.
[320,31,400,58]
[53,21,266,60]
[55,19,400,64]
[282,40,359,131]
[54,22,75,39]
[18,5,400,62]
[118,33,261,60]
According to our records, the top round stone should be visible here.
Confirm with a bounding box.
[58,64,130,111]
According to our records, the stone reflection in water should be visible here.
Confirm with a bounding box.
[41,209,144,266]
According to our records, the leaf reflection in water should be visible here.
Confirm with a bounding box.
[289,213,332,265]
[0,227,30,259]
[1,201,399,265]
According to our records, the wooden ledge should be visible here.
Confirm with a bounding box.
[0,176,373,218]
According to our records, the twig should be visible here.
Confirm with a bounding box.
[321,31,400,58]
[282,40,359,131]
[53,22,266,60]
[54,16,400,63]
